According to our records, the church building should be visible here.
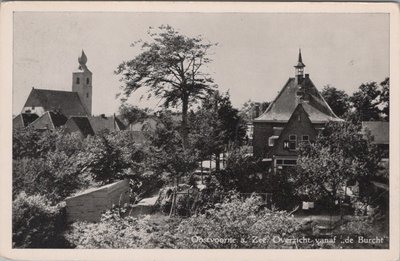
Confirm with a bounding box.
[253,50,343,171]
[14,51,126,135]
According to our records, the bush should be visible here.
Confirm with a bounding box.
[174,194,301,248]
[13,152,90,203]
[12,192,69,248]
[66,194,301,249]
[65,207,158,248]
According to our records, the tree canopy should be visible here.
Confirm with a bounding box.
[115,25,217,148]
[293,121,382,203]
[321,85,350,118]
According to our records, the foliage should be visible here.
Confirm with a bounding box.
[118,103,150,125]
[293,121,382,203]
[65,207,156,248]
[321,85,350,117]
[190,91,246,162]
[349,78,389,121]
[145,112,199,184]
[12,129,90,203]
[13,152,89,203]
[215,148,297,210]
[175,194,300,248]
[239,99,270,122]
[379,77,389,120]
[216,147,264,193]
[13,127,83,160]
[66,194,300,249]
[78,135,127,184]
[12,192,69,248]
[115,25,217,148]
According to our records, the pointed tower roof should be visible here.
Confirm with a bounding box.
[294,49,305,68]
[254,54,343,124]
[76,50,91,73]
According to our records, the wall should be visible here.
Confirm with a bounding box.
[253,122,286,158]
[65,179,130,222]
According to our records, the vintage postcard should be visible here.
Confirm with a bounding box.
[0,2,399,261]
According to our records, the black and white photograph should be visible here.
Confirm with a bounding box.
[1,2,399,260]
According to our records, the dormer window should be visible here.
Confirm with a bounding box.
[76,77,80,84]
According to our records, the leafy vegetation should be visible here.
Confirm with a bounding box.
[12,192,69,248]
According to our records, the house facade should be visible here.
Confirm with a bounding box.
[253,50,343,171]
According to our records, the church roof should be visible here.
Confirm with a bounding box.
[254,77,343,123]
[24,88,88,117]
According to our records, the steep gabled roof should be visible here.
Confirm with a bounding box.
[65,116,95,136]
[254,77,343,123]
[13,113,39,128]
[24,88,88,116]
[30,111,68,130]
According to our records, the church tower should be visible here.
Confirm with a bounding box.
[72,50,92,115]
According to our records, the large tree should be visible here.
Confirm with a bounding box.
[349,81,382,121]
[115,25,217,149]
[293,121,382,206]
[321,85,350,118]
[190,91,246,170]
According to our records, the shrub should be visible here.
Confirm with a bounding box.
[12,192,69,248]
[174,194,301,248]
[13,152,90,203]
[65,207,157,248]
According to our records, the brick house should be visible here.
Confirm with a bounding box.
[253,50,343,171]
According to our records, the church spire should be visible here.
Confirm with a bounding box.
[294,49,305,79]
[78,50,88,71]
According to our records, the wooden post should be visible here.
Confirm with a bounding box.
[200,161,204,184]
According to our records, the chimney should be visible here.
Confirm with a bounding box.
[254,103,260,118]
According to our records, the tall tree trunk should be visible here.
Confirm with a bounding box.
[181,94,189,150]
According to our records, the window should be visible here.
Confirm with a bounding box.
[268,135,279,147]
[289,141,296,150]
[86,93,89,98]
[76,77,80,84]
[276,159,297,166]
[86,78,90,84]
[273,127,283,136]
[283,159,297,166]
[302,135,309,141]
[289,135,297,141]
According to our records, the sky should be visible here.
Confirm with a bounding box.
[13,12,389,116]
